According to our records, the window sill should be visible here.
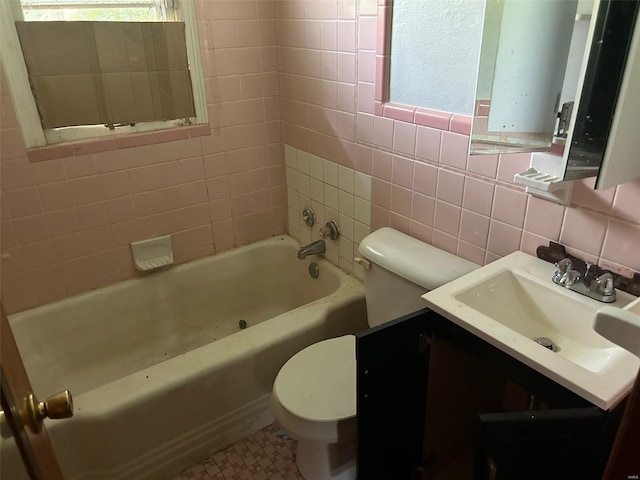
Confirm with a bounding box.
[374,101,472,135]
[26,124,210,163]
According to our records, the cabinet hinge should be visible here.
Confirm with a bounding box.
[419,333,432,354]
[410,464,425,480]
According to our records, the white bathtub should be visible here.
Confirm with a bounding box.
[5,235,366,480]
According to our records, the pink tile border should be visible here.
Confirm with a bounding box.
[449,115,472,135]
[383,103,414,123]
[27,144,75,162]
[27,125,211,164]
[376,6,392,56]
[414,108,452,130]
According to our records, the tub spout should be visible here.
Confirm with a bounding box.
[297,239,326,259]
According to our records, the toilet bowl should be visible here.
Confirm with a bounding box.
[272,228,478,480]
[272,335,357,480]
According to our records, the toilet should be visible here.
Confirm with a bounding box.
[271,227,478,480]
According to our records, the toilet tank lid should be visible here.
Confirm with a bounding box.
[358,227,479,290]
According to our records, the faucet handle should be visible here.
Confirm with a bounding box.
[553,258,573,284]
[302,207,315,227]
[555,258,572,272]
[319,220,340,240]
[593,272,615,296]
[563,270,581,288]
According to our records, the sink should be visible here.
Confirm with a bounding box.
[456,270,624,373]
[422,251,640,409]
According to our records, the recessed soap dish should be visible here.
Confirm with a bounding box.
[131,234,173,272]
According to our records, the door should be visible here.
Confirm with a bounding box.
[356,308,435,480]
[1,304,67,479]
[476,407,605,480]
[603,370,640,479]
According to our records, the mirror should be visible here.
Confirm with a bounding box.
[386,0,640,191]
[471,0,585,154]
[472,0,640,192]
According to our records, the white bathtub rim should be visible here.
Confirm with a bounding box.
[9,235,340,320]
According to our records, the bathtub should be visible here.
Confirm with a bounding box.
[5,235,366,480]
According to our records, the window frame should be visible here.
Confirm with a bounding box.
[0,0,207,149]
[20,0,170,22]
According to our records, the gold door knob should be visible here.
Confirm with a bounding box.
[23,390,73,433]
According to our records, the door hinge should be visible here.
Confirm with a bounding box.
[418,333,432,354]
[556,101,574,138]
[410,464,425,480]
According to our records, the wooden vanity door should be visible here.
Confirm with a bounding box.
[356,308,435,480]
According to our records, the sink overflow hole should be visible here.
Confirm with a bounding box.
[535,337,555,351]
[239,319,247,329]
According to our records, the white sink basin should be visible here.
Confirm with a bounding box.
[422,251,640,410]
[456,270,625,373]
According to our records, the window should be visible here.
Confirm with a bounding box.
[20,0,171,22]
[0,0,206,148]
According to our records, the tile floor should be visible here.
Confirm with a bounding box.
[172,424,303,480]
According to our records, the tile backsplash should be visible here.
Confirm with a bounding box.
[284,144,371,277]
[1,0,639,314]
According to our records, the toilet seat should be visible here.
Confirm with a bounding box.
[274,335,356,423]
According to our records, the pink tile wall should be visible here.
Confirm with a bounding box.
[2,0,639,314]
[0,0,285,313]
[277,0,640,278]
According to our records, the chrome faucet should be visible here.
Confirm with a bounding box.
[552,258,616,303]
[297,239,326,259]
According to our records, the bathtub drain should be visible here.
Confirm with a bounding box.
[239,319,248,329]
[309,262,320,279]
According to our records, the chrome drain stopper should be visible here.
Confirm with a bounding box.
[308,262,320,279]
[535,337,555,350]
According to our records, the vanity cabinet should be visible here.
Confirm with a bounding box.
[356,309,625,480]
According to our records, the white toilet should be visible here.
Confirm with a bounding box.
[272,227,478,480]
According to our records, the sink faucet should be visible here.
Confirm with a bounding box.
[552,258,616,303]
[297,239,326,259]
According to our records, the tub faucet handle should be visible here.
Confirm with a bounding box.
[319,220,340,241]
[302,208,315,227]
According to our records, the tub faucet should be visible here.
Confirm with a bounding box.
[297,239,326,259]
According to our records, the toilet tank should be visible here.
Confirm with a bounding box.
[358,228,478,328]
